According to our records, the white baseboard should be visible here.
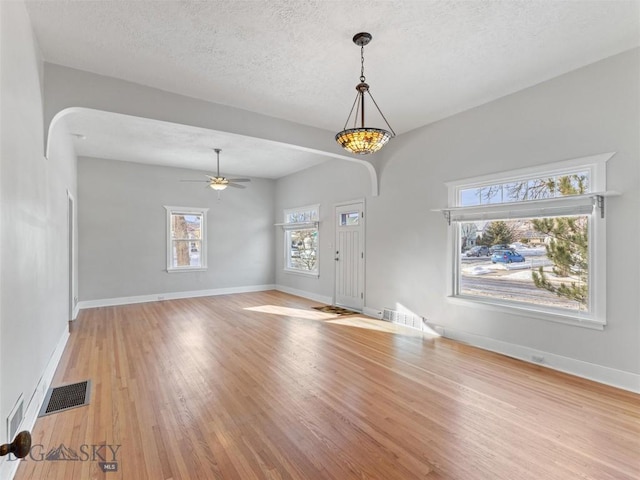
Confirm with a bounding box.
[72,302,80,320]
[77,284,276,310]
[0,328,70,480]
[275,285,333,305]
[434,325,640,393]
[363,306,383,319]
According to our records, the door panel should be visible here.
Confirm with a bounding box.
[335,202,364,310]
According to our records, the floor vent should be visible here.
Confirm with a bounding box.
[38,380,91,417]
[382,308,426,331]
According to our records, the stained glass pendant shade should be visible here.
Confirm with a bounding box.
[335,32,395,155]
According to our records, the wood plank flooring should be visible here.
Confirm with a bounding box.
[14,291,640,479]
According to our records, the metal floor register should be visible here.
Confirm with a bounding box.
[38,380,92,417]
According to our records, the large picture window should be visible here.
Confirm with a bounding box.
[283,205,319,276]
[165,206,208,272]
[444,153,613,327]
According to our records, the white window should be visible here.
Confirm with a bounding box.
[164,206,208,272]
[443,153,614,328]
[283,204,319,276]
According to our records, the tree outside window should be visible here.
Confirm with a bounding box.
[448,153,610,324]
[165,206,208,272]
[283,205,319,276]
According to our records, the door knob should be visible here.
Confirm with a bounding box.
[0,430,32,458]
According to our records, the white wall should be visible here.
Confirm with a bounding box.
[43,63,367,171]
[276,49,639,389]
[367,48,639,378]
[275,159,371,302]
[78,157,275,301]
[0,0,76,455]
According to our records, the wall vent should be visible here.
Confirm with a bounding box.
[382,308,426,331]
[7,395,24,442]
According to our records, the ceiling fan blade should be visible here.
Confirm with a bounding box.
[180,179,210,182]
[227,178,251,183]
[227,183,246,189]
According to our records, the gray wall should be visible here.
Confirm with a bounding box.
[275,159,371,300]
[78,157,276,300]
[368,48,639,374]
[278,48,640,380]
[0,0,77,446]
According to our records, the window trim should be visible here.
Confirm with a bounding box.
[164,206,209,273]
[444,152,614,327]
[445,152,611,200]
[282,204,320,277]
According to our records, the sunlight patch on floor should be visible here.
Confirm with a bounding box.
[395,302,441,337]
[327,316,429,337]
[244,304,439,338]
[244,305,336,320]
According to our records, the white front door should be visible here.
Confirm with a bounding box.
[334,202,365,311]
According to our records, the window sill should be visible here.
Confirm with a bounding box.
[166,267,208,273]
[447,295,605,330]
[284,268,319,279]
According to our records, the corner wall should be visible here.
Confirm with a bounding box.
[0,0,77,473]
[367,48,640,386]
[275,159,371,302]
[273,49,640,390]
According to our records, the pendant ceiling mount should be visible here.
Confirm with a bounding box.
[352,32,372,47]
[335,32,395,155]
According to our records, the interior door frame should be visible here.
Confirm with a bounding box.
[333,198,366,310]
[67,190,77,320]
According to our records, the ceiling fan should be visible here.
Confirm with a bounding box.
[181,148,250,191]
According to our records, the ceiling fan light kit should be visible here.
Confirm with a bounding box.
[180,148,251,194]
[210,148,229,191]
[335,32,395,155]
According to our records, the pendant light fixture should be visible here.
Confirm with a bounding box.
[335,32,395,155]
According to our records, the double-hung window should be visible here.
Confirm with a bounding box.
[443,153,614,328]
[165,206,208,272]
[282,204,319,276]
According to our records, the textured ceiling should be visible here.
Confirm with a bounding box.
[26,0,640,176]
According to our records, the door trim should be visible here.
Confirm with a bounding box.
[67,190,77,320]
[333,199,365,310]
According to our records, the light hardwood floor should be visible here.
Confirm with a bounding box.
[15,291,640,479]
